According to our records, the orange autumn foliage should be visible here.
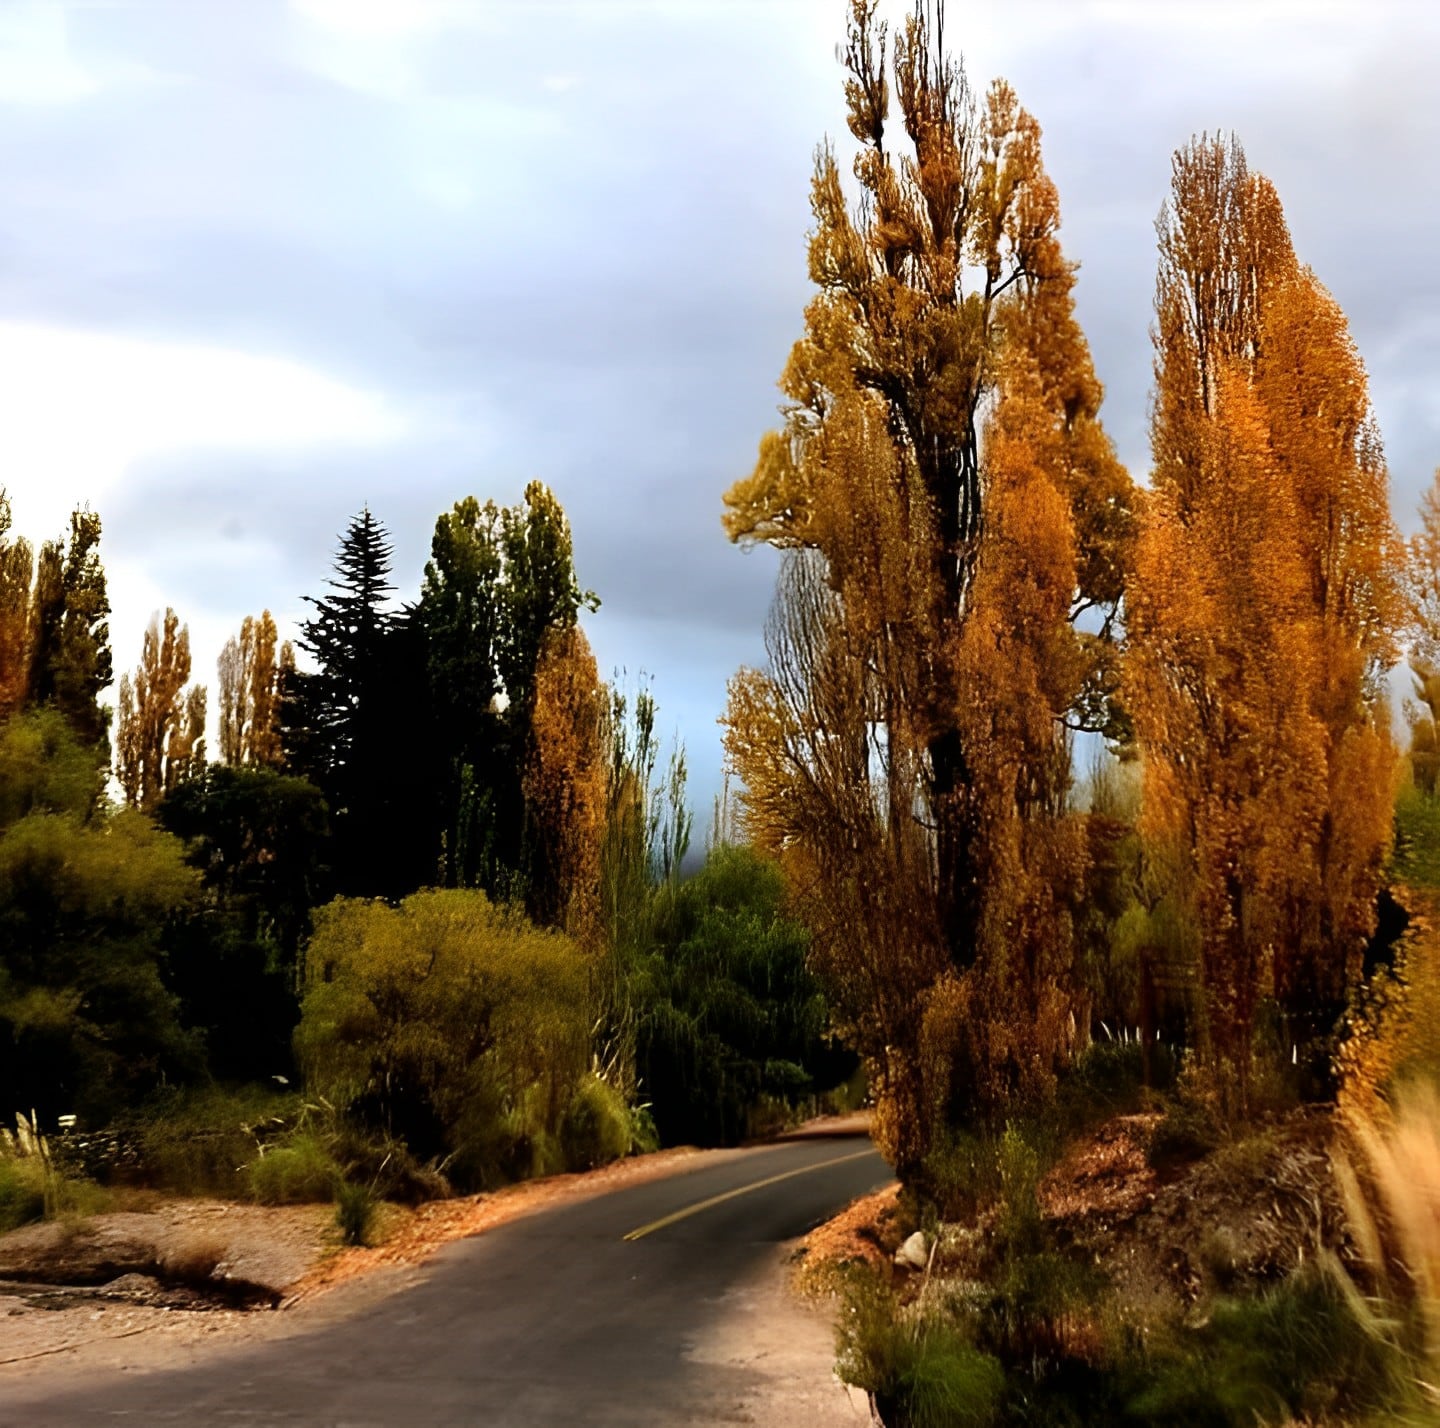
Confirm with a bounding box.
[722,0,1132,1172]
[1130,136,1399,1109]
[217,610,295,769]
[525,624,607,951]
[114,607,208,811]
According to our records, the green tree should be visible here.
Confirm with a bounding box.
[416,484,599,899]
[0,712,200,1122]
[636,843,846,1146]
[497,481,598,720]
[417,496,509,890]
[25,509,112,750]
[283,509,431,896]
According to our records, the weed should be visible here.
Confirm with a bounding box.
[1122,1259,1412,1425]
[0,1155,47,1233]
[835,1266,1004,1428]
[559,1074,633,1170]
[1146,1095,1222,1171]
[334,1179,377,1247]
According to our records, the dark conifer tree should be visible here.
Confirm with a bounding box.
[283,509,428,896]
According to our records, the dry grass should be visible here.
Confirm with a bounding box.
[158,1235,227,1288]
[1340,1079,1440,1374]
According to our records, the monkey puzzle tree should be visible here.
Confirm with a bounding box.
[722,0,1131,1176]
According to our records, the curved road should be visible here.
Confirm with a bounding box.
[1,1131,891,1426]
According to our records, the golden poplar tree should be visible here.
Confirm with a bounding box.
[0,493,31,719]
[1130,135,1398,1108]
[217,610,294,768]
[524,624,607,949]
[1404,470,1440,792]
[722,0,1131,1172]
[115,608,208,809]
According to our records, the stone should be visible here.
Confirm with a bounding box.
[894,1231,929,1271]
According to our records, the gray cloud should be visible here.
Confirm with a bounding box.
[1,0,1435,814]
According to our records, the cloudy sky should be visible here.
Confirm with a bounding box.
[1,0,1436,812]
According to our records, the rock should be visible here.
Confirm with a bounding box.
[894,1231,929,1271]
[0,1222,159,1286]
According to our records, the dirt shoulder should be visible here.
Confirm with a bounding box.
[791,1105,1351,1323]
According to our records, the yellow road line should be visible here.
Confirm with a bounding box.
[621,1148,877,1242]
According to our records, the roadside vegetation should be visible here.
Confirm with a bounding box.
[722,1,1440,1422]
[0,482,854,1262]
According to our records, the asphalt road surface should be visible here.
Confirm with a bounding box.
[0,1131,892,1426]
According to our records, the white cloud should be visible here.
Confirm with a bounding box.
[0,4,96,106]
[0,322,406,542]
[289,0,476,39]
[0,322,408,737]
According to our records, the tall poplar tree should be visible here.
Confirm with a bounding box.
[1129,135,1398,1108]
[0,493,31,720]
[115,608,207,810]
[524,624,607,946]
[218,610,294,769]
[416,483,597,896]
[26,509,112,750]
[722,0,1131,1172]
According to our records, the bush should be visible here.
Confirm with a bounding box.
[0,1155,47,1232]
[246,1133,340,1205]
[297,890,594,1192]
[160,1236,226,1287]
[560,1075,632,1171]
[634,843,851,1149]
[1147,1094,1222,1171]
[1123,1261,1411,1425]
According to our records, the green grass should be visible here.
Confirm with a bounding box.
[1392,785,1440,891]
[0,1156,48,1233]
[835,1267,1004,1428]
[334,1179,377,1246]
[245,1132,340,1205]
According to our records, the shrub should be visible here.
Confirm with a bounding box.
[246,1132,339,1205]
[296,889,593,1191]
[0,1112,109,1229]
[560,1075,632,1171]
[1146,1094,1222,1171]
[69,1084,303,1196]
[160,1236,226,1287]
[1123,1261,1410,1425]
[0,1155,47,1233]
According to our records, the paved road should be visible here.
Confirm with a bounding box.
[1,1132,891,1426]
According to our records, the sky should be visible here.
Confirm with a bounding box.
[0,0,1437,816]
